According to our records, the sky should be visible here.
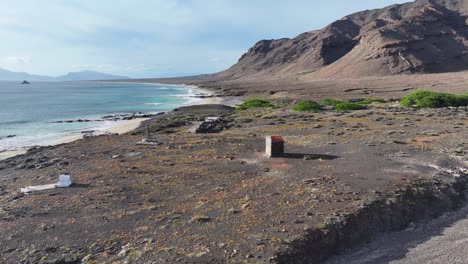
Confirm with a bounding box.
[0,0,410,78]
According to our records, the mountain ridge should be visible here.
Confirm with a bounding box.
[58,70,129,81]
[0,68,55,81]
[216,0,468,80]
[0,68,129,81]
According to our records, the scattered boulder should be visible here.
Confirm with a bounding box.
[0,135,16,141]
[195,117,232,133]
[14,156,62,170]
[189,215,211,223]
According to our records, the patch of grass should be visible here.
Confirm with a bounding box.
[334,102,367,111]
[291,100,323,112]
[321,98,344,106]
[356,98,386,105]
[400,90,468,108]
[236,99,277,110]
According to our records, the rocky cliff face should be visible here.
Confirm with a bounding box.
[218,0,468,80]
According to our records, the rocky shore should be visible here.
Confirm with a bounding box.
[0,135,17,141]
[0,100,467,263]
[51,112,161,124]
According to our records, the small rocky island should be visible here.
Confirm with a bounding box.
[21,80,30,84]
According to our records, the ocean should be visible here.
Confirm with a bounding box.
[0,81,200,153]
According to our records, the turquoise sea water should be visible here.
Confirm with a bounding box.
[0,81,198,152]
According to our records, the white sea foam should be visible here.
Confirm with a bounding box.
[0,81,198,156]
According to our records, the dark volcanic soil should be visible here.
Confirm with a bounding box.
[0,103,467,263]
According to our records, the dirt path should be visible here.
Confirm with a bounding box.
[325,204,468,264]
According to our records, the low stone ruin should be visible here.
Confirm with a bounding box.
[138,126,161,145]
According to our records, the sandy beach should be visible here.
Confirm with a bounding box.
[187,85,243,106]
[0,118,150,161]
[0,150,27,161]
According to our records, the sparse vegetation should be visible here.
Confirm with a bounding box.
[291,100,323,112]
[334,102,367,111]
[321,98,384,110]
[400,90,468,108]
[356,98,386,105]
[321,98,343,106]
[236,99,277,110]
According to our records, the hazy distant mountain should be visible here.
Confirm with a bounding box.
[0,68,129,81]
[0,68,55,81]
[57,70,129,81]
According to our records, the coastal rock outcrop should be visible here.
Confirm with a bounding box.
[0,135,16,141]
[52,112,158,124]
[195,118,224,133]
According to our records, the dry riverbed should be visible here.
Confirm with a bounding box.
[0,102,467,263]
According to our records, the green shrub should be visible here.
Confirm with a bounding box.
[291,100,323,112]
[334,102,367,111]
[356,98,386,105]
[321,98,343,106]
[400,90,435,107]
[400,90,468,108]
[236,99,276,110]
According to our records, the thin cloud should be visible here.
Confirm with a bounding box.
[0,0,409,78]
[1,56,32,64]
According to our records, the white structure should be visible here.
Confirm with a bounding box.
[56,174,72,188]
[205,116,220,122]
[21,174,72,193]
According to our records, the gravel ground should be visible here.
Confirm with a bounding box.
[0,103,466,263]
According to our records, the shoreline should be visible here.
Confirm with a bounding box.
[0,84,241,161]
[105,80,243,106]
[0,118,150,161]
